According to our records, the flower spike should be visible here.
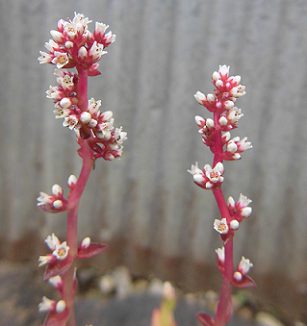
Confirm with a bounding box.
[189,66,254,324]
[37,13,124,324]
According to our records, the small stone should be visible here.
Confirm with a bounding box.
[256,312,284,326]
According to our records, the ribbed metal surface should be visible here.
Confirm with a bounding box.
[0,0,307,284]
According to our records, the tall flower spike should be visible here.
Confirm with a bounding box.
[37,13,126,325]
[189,66,254,325]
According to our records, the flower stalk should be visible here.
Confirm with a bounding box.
[37,13,126,325]
[190,66,254,326]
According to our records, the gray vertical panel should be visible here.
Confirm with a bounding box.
[0,0,307,280]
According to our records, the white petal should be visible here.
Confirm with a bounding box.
[241,207,252,217]
[227,196,235,208]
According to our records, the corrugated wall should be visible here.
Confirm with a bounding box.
[0,0,307,286]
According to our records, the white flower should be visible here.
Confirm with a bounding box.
[63,115,79,130]
[238,193,252,207]
[81,237,91,248]
[89,41,107,61]
[96,121,113,140]
[44,39,58,52]
[38,296,55,312]
[213,218,229,234]
[114,127,127,144]
[52,51,69,69]
[95,22,109,35]
[60,97,72,109]
[227,107,244,124]
[52,241,69,260]
[218,65,230,76]
[204,162,224,184]
[38,255,53,267]
[50,30,64,42]
[194,91,206,104]
[101,111,113,121]
[238,193,252,217]
[237,137,253,151]
[215,247,225,263]
[104,31,116,44]
[46,86,60,99]
[53,105,70,119]
[38,51,52,64]
[231,84,246,98]
[58,74,74,90]
[227,197,235,210]
[88,98,102,114]
[187,162,203,177]
[72,12,92,31]
[238,256,253,275]
[64,22,77,38]
[45,233,60,250]
[37,192,52,206]
[48,275,62,288]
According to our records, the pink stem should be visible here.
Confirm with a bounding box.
[62,68,93,326]
[212,112,233,326]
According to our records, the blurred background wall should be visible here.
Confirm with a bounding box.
[0,0,306,320]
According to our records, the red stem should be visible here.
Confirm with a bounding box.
[62,68,93,326]
[212,111,233,326]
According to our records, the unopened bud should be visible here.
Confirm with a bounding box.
[53,200,63,209]
[80,111,92,124]
[52,184,62,196]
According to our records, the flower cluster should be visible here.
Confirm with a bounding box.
[37,184,67,213]
[38,12,115,74]
[47,70,127,159]
[193,65,251,157]
[39,12,127,161]
[38,234,70,268]
[188,162,224,189]
[37,175,77,213]
[213,193,252,236]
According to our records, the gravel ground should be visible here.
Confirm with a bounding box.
[0,262,297,326]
